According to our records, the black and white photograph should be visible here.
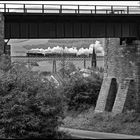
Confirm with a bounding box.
[0,0,140,139]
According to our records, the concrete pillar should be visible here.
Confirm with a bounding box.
[0,13,4,55]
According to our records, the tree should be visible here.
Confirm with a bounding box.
[0,62,64,139]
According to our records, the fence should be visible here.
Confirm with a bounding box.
[11,56,104,73]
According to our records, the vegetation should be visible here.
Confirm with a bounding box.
[59,61,77,78]
[63,109,140,136]
[29,61,39,66]
[61,63,140,136]
[0,54,12,72]
[0,55,66,139]
[59,66,103,111]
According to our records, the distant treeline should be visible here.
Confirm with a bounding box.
[23,38,104,50]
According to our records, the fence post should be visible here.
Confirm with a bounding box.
[127,6,129,14]
[95,5,96,14]
[52,58,56,73]
[4,4,6,12]
[78,5,79,14]
[42,4,44,13]
[60,5,62,13]
[23,4,26,13]
[111,5,113,13]
[84,56,86,68]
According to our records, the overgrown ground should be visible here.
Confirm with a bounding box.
[2,54,140,138]
[62,107,140,136]
[58,61,140,137]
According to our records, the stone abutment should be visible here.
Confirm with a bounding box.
[0,13,4,55]
[95,38,140,114]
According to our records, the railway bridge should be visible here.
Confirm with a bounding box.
[0,3,140,114]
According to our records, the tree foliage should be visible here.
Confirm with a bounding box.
[0,58,64,139]
[61,70,103,111]
[59,60,77,78]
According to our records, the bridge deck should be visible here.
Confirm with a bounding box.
[1,3,140,14]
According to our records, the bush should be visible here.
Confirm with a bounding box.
[59,61,77,78]
[30,61,39,66]
[0,62,64,139]
[61,71,102,111]
[0,54,12,72]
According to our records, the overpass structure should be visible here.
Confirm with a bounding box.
[0,3,140,39]
[0,3,140,114]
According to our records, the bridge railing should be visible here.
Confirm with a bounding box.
[0,3,140,14]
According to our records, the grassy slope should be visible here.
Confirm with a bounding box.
[62,108,140,136]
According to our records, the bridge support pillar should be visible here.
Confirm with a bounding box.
[0,13,11,72]
[134,40,140,113]
[0,13,4,55]
[95,38,137,114]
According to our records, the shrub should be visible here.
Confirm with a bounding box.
[30,61,39,66]
[0,54,12,72]
[0,62,64,139]
[59,61,77,78]
[61,70,102,111]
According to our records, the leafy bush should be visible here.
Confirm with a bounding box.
[59,61,77,78]
[0,61,64,139]
[0,54,12,72]
[30,61,39,66]
[61,70,102,111]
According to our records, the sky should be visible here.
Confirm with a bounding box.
[0,1,139,6]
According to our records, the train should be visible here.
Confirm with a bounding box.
[26,51,93,58]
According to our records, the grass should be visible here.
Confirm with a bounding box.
[62,107,140,136]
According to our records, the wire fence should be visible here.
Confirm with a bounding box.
[11,56,104,74]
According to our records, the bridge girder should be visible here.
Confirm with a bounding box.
[4,13,140,39]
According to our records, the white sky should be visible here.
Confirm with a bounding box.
[0,1,139,6]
